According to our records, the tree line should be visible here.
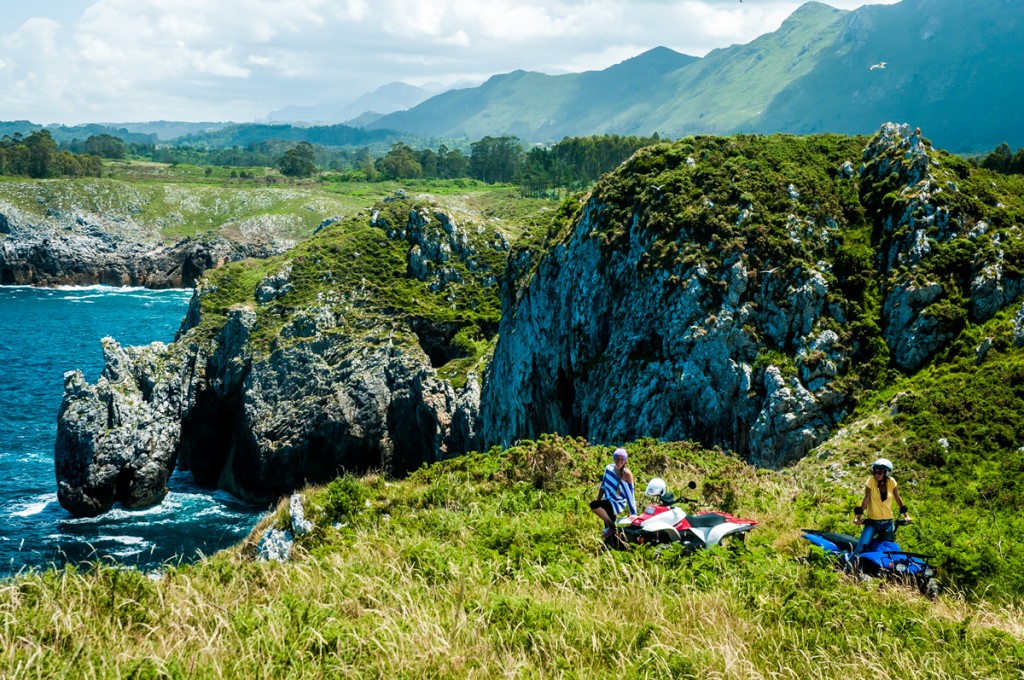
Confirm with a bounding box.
[0,130,103,178]
[2,128,663,195]
[361,134,661,194]
[974,142,1024,175]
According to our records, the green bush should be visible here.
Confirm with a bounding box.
[316,475,367,524]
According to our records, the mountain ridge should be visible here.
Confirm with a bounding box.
[367,47,698,141]
[266,81,438,125]
[5,2,1020,152]
[366,0,1022,152]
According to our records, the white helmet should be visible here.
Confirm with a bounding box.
[872,458,894,473]
[645,477,667,497]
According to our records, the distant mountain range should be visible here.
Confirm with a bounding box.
[0,121,229,144]
[365,0,1022,153]
[2,0,1019,154]
[265,82,438,125]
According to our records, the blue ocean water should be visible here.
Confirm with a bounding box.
[0,286,264,578]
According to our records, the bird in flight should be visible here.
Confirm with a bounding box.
[868,61,887,70]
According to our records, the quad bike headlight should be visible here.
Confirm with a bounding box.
[895,563,907,574]
[925,568,934,578]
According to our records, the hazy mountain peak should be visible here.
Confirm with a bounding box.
[602,46,696,77]
[268,81,435,125]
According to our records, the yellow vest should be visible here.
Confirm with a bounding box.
[865,476,897,520]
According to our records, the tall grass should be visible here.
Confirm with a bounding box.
[3,437,1023,678]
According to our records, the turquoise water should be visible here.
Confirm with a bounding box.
[0,286,263,578]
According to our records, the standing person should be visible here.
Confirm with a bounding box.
[589,448,637,538]
[853,457,911,554]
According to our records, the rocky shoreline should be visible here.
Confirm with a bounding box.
[0,179,347,288]
[0,231,280,288]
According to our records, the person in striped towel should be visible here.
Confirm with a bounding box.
[589,447,637,538]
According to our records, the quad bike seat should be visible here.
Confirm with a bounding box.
[803,530,858,553]
[686,513,730,529]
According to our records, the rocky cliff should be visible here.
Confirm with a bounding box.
[0,232,275,288]
[479,123,1023,467]
[55,195,512,515]
[54,124,1024,515]
[0,179,351,287]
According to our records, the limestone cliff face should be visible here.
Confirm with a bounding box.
[0,232,274,288]
[862,124,1024,370]
[56,339,192,516]
[477,200,844,467]
[0,180,338,287]
[479,123,1023,467]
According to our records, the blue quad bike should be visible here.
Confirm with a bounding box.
[801,519,939,599]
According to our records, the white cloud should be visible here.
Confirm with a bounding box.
[0,0,902,124]
[340,0,370,22]
[470,2,578,42]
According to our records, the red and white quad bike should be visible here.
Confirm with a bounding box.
[609,478,757,552]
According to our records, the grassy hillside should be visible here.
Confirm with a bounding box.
[647,2,848,136]
[184,186,556,347]
[0,174,364,244]
[369,48,697,142]
[4,435,1024,677]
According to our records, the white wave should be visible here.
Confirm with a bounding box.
[104,536,152,557]
[60,498,181,525]
[104,535,148,547]
[191,505,237,519]
[11,495,55,517]
[49,285,192,294]
[56,488,255,528]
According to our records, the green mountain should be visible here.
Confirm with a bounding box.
[173,122,401,149]
[0,121,160,145]
[369,0,1024,152]
[368,47,697,142]
[267,82,437,125]
[643,2,848,135]
[752,0,1024,152]
[103,120,232,141]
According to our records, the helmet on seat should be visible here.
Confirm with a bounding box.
[872,457,894,473]
[645,477,666,498]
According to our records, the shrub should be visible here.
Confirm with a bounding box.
[316,475,367,524]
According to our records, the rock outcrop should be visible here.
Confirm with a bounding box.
[55,197,501,514]
[0,179,343,287]
[55,339,192,516]
[1,232,276,288]
[479,123,1023,467]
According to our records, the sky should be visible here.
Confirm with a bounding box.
[0,0,900,125]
